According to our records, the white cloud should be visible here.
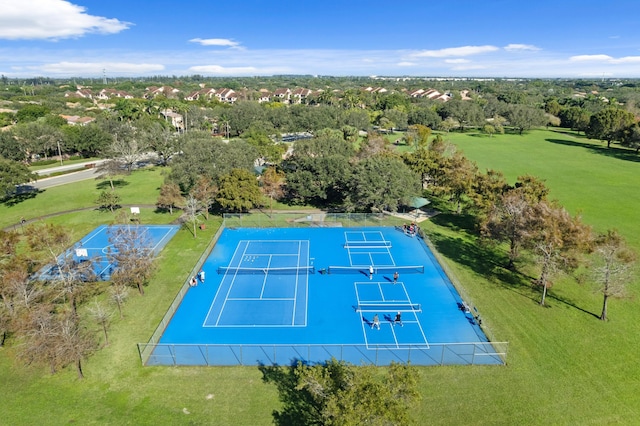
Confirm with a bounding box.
[570,54,614,62]
[444,59,470,64]
[611,56,640,64]
[0,0,131,40]
[413,45,499,58]
[504,44,541,52]
[397,62,417,67]
[450,64,488,71]
[30,61,164,75]
[188,64,287,76]
[189,38,241,48]
[569,54,640,64]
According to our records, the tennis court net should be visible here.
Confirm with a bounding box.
[217,266,315,275]
[343,240,392,249]
[356,303,422,312]
[327,265,424,275]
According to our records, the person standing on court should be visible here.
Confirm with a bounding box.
[393,271,399,284]
[369,265,374,280]
[372,314,380,330]
[198,269,205,283]
[393,311,403,326]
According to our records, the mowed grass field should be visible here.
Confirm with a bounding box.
[1,128,640,425]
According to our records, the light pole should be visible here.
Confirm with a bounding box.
[56,140,63,166]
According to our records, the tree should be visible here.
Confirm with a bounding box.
[347,155,419,213]
[260,166,285,218]
[168,132,258,193]
[438,99,484,132]
[241,126,286,163]
[441,151,478,214]
[182,194,203,238]
[63,123,112,157]
[109,284,129,319]
[15,104,49,123]
[505,104,547,135]
[215,169,263,212]
[95,190,121,213]
[143,122,177,166]
[0,131,26,162]
[586,107,636,148]
[591,230,635,321]
[524,202,591,306]
[88,299,112,346]
[482,124,496,137]
[108,226,156,296]
[0,158,37,199]
[56,313,95,379]
[559,106,591,133]
[260,359,420,426]
[190,176,217,220]
[406,124,432,149]
[108,125,147,172]
[94,158,126,190]
[25,223,95,317]
[621,123,640,153]
[357,133,392,159]
[156,182,184,215]
[283,135,354,206]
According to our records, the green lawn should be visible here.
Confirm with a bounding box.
[2,135,640,425]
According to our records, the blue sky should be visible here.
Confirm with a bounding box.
[2,0,640,78]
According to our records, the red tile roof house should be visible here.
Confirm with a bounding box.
[96,89,135,100]
[291,88,313,104]
[272,88,292,103]
[144,86,181,99]
[215,88,237,103]
[185,88,218,101]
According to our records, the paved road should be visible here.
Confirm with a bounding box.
[34,159,107,176]
[31,168,100,189]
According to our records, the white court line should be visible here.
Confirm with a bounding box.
[290,241,301,326]
[227,297,296,301]
[82,225,108,245]
[150,226,178,252]
[259,255,273,298]
[208,241,249,327]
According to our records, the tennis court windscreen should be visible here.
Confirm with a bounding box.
[327,265,424,274]
[217,266,315,275]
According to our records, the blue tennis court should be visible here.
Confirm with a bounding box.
[35,224,179,281]
[150,226,505,366]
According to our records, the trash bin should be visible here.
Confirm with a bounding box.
[199,224,206,230]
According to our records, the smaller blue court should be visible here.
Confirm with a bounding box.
[35,224,179,281]
[149,226,506,366]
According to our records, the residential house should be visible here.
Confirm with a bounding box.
[145,86,180,99]
[291,88,313,104]
[60,115,96,126]
[160,110,184,131]
[272,88,292,103]
[95,88,134,100]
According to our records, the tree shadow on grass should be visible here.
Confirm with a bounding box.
[545,138,640,163]
[546,291,600,318]
[2,186,43,206]
[258,362,321,426]
[96,180,129,190]
[429,213,601,315]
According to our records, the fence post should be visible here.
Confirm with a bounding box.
[472,344,476,365]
